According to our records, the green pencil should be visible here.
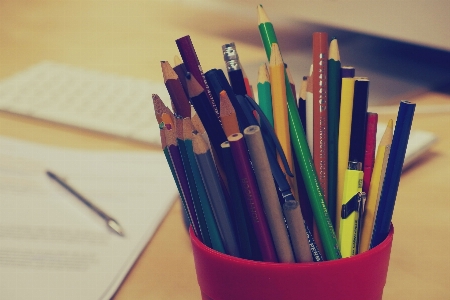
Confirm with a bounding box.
[327,37,342,228]
[183,121,225,253]
[176,118,212,248]
[257,63,274,127]
[257,4,341,260]
[160,130,193,231]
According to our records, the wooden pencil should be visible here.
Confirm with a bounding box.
[258,4,341,260]
[161,61,191,118]
[360,119,392,253]
[283,199,314,262]
[176,117,211,247]
[241,66,254,98]
[257,63,273,127]
[173,55,189,96]
[159,127,193,232]
[285,64,296,100]
[221,141,256,260]
[182,119,225,253]
[243,125,295,263]
[192,133,240,257]
[269,43,296,193]
[186,72,227,165]
[349,77,370,165]
[228,132,278,262]
[306,66,314,156]
[371,101,416,248]
[312,31,329,204]
[362,112,378,195]
[164,126,201,237]
[176,35,219,118]
[219,90,240,137]
[327,37,341,227]
[298,75,307,132]
[152,94,174,125]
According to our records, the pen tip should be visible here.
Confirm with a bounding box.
[108,219,125,237]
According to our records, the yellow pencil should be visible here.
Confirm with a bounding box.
[339,161,363,258]
[359,119,393,253]
[269,43,294,181]
[336,67,356,237]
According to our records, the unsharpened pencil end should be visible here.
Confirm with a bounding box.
[108,219,125,237]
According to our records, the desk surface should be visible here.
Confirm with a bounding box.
[1,1,449,299]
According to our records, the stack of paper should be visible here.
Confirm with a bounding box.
[0,136,177,299]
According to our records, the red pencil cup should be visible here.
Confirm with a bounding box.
[189,225,394,300]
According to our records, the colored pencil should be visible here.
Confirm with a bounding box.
[152,94,174,125]
[285,64,296,100]
[244,125,296,263]
[269,43,294,184]
[371,101,416,248]
[312,31,329,204]
[173,55,189,96]
[298,75,308,132]
[219,90,240,137]
[257,63,274,127]
[362,112,378,195]
[228,132,278,262]
[205,68,250,132]
[158,125,193,234]
[306,66,314,156]
[220,141,256,259]
[241,66,254,98]
[336,66,356,237]
[258,4,341,260]
[176,118,211,246]
[327,37,341,227]
[283,199,314,263]
[360,119,393,253]
[192,133,240,256]
[349,78,370,165]
[161,61,191,118]
[203,69,223,114]
[186,72,227,164]
[176,35,219,118]
[164,126,201,237]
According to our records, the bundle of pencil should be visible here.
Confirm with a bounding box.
[151,4,415,263]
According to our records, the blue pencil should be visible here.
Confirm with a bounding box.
[370,100,416,248]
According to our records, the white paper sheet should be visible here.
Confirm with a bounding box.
[0,136,177,300]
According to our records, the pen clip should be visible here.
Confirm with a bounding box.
[341,192,366,219]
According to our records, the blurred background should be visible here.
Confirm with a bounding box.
[1,0,449,106]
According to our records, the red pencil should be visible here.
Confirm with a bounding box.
[312,32,328,258]
[228,133,278,262]
[363,112,378,195]
[312,32,329,203]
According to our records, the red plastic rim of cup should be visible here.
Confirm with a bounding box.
[189,224,394,265]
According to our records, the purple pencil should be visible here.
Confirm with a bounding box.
[176,35,219,118]
[228,132,278,262]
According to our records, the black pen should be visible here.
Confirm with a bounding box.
[46,170,124,237]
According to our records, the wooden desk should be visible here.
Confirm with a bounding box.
[1,1,449,299]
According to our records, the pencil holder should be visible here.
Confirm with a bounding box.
[189,225,394,300]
